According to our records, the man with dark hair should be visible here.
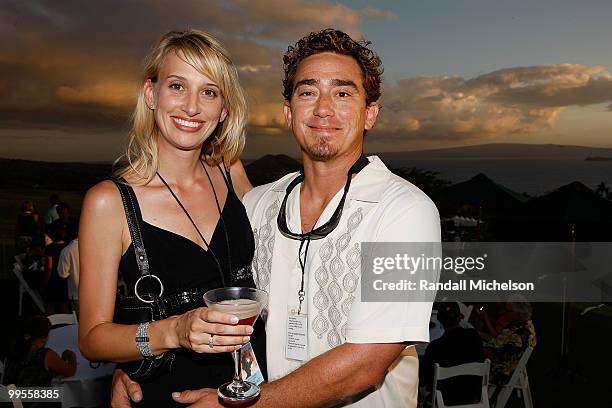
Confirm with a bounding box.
[282,29,383,106]
[420,303,485,406]
[113,28,440,407]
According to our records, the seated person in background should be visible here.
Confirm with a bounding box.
[420,302,485,406]
[478,294,536,386]
[3,315,76,388]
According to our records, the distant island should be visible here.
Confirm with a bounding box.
[375,143,612,160]
[585,156,612,161]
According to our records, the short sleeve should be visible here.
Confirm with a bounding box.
[57,246,70,278]
[346,198,441,344]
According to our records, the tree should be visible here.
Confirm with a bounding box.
[388,166,451,195]
[595,182,610,200]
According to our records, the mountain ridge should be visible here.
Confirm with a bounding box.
[374,143,612,160]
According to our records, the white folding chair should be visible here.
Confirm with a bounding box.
[13,255,45,316]
[492,346,533,408]
[433,359,491,408]
[0,384,24,407]
[48,312,78,326]
[457,302,474,324]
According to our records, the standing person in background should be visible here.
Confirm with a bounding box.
[44,194,61,227]
[43,221,69,314]
[16,200,42,253]
[55,202,71,231]
[58,220,80,313]
[78,29,265,406]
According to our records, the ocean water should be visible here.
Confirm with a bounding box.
[386,157,612,196]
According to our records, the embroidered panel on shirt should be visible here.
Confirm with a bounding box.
[252,198,279,293]
[312,207,363,348]
[231,263,254,285]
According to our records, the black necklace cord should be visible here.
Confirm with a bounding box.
[156,168,227,288]
[200,160,233,283]
[297,234,311,314]
[277,155,369,241]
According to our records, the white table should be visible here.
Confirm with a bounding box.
[47,324,115,408]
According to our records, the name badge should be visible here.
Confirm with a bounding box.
[286,313,308,361]
[241,342,264,385]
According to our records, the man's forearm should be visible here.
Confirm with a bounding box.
[254,343,406,407]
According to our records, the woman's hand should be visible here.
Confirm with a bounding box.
[173,307,253,353]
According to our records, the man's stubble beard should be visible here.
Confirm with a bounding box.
[304,135,339,161]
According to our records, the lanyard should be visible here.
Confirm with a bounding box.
[297,236,311,314]
[278,156,370,314]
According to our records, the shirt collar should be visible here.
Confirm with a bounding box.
[270,155,390,204]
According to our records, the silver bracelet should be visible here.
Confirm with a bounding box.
[135,322,155,358]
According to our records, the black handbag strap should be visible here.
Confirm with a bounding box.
[111,178,150,277]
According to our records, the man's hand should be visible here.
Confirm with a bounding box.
[172,388,221,407]
[111,369,143,407]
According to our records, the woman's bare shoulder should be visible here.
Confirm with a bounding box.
[80,180,127,249]
[229,159,253,199]
[82,179,124,216]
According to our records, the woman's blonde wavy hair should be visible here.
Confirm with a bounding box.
[114,29,248,184]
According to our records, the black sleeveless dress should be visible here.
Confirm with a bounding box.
[117,168,267,406]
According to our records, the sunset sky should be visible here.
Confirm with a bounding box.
[1,0,611,162]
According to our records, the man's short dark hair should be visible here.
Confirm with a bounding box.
[437,302,463,329]
[49,193,60,205]
[282,29,383,105]
[56,202,70,214]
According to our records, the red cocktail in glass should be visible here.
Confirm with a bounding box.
[204,287,267,402]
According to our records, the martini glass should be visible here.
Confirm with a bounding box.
[204,287,267,402]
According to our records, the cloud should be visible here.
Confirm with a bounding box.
[0,0,394,132]
[56,82,136,108]
[360,7,399,22]
[2,1,610,159]
[239,65,273,73]
[225,0,397,41]
[372,64,612,141]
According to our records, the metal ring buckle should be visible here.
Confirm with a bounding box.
[134,274,164,303]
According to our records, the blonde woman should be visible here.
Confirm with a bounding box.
[79,30,265,406]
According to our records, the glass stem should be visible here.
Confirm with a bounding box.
[233,346,243,384]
